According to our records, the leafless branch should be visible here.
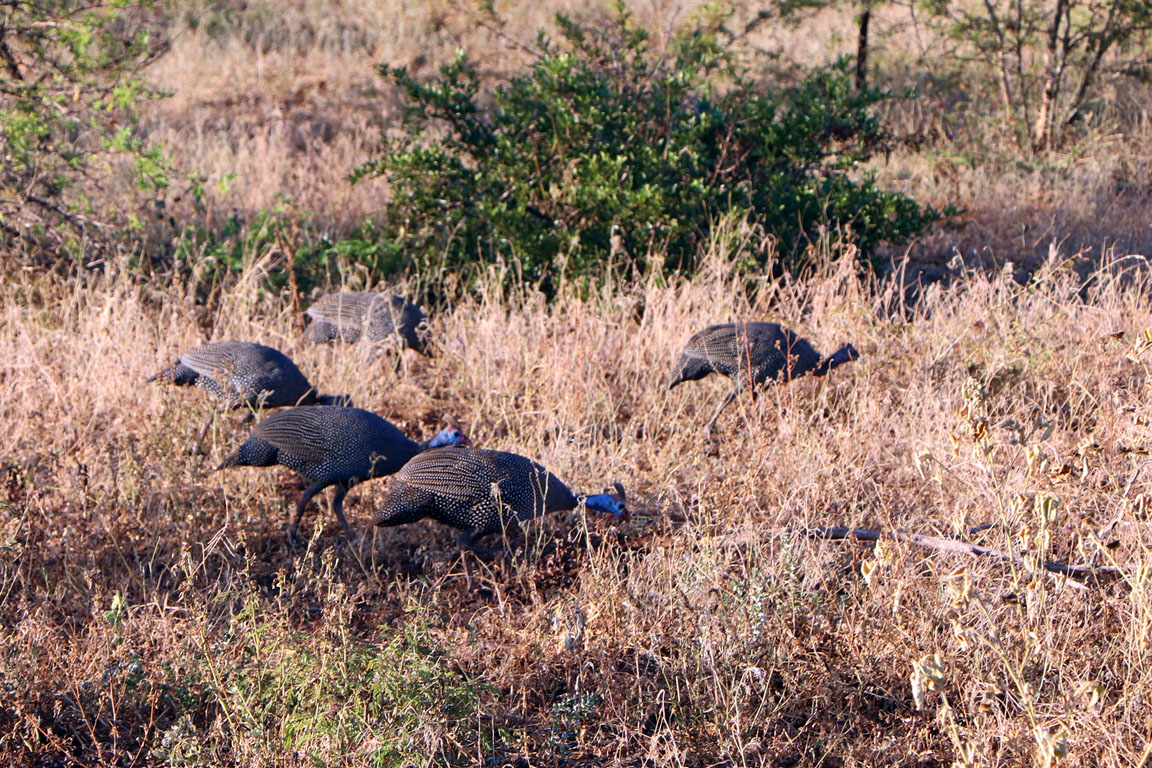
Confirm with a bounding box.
[795,525,1122,588]
[0,24,23,80]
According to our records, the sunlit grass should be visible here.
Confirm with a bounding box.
[3,234,1152,764]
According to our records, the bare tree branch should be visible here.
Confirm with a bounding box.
[1064,0,1121,127]
[980,0,1022,142]
[1033,0,1070,150]
[0,24,24,81]
[795,525,1122,588]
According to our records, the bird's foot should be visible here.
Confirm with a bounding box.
[465,543,510,563]
[285,526,305,553]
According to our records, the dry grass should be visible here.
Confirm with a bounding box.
[4,230,1152,765]
[6,0,1152,764]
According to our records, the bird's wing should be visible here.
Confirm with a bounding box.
[395,448,495,502]
[681,324,739,362]
[178,343,239,378]
[249,410,336,463]
[305,293,374,324]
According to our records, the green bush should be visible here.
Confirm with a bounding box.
[0,1,170,266]
[354,4,942,288]
[165,209,405,302]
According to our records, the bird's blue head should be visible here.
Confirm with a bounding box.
[426,426,470,448]
[584,483,629,521]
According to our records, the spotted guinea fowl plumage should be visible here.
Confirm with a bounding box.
[148,341,339,409]
[667,322,859,434]
[302,292,430,354]
[374,447,628,548]
[219,406,466,543]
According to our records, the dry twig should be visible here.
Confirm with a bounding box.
[796,525,1124,588]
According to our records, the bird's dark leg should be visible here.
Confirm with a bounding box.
[288,480,327,547]
[191,413,214,456]
[704,384,742,439]
[456,531,508,591]
[456,530,506,559]
[330,484,354,538]
[462,552,476,591]
[457,531,478,591]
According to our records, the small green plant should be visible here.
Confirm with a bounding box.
[167,209,405,299]
[547,691,601,756]
[354,4,941,291]
[209,591,497,765]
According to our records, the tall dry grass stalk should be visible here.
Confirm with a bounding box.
[3,230,1152,764]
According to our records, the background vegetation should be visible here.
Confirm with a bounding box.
[352,8,940,286]
[3,0,1152,765]
[0,0,170,262]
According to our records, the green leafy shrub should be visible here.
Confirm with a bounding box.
[354,4,942,288]
[166,210,404,301]
[0,1,170,266]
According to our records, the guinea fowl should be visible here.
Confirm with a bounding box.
[666,322,859,436]
[302,292,430,355]
[148,340,349,454]
[373,446,628,558]
[148,341,346,410]
[218,406,468,545]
